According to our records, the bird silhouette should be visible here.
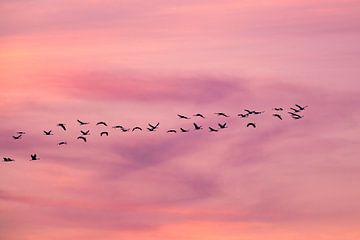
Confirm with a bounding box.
[238,113,249,118]
[16,131,26,135]
[30,154,39,161]
[288,112,303,119]
[120,127,130,132]
[290,107,301,113]
[167,129,177,133]
[43,130,53,135]
[177,114,190,119]
[132,127,142,131]
[273,114,283,120]
[96,121,108,126]
[245,109,264,115]
[209,127,218,132]
[112,125,124,129]
[218,123,228,129]
[289,113,304,120]
[80,130,90,135]
[215,112,229,117]
[295,104,308,110]
[77,119,89,125]
[148,122,160,131]
[12,134,22,140]
[246,122,256,128]
[193,123,203,130]
[180,128,189,132]
[57,123,66,131]
[77,136,87,142]
[3,157,15,162]
[273,108,283,111]
[58,141,67,145]
[100,131,109,136]
[193,113,205,118]
[244,109,253,114]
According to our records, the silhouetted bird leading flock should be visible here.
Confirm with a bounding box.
[3,104,308,163]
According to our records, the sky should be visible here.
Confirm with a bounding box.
[1,0,360,239]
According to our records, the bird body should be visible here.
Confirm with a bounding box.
[44,130,53,135]
[167,129,177,133]
[77,119,89,125]
[288,112,303,119]
[58,141,67,145]
[209,127,218,132]
[238,113,249,118]
[30,154,40,161]
[295,104,308,110]
[132,127,142,131]
[193,123,203,130]
[246,122,256,128]
[180,128,189,132]
[96,121,108,126]
[80,130,90,135]
[148,122,160,131]
[218,123,228,129]
[3,157,15,162]
[273,114,283,120]
[215,112,229,117]
[57,123,66,131]
[177,114,190,119]
[77,136,87,142]
[12,134,22,140]
[290,107,301,113]
[193,113,205,118]
[100,131,109,136]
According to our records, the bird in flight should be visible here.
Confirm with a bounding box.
[100,131,109,136]
[193,113,205,118]
[273,114,283,120]
[30,154,40,161]
[193,123,203,130]
[112,125,123,129]
[288,112,304,119]
[96,121,108,126]
[244,109,264,115]
[148,122,160,131]
[209,127,218,132]
[177,114,190,120]
[43,130,53,135]
[77,119,89,125]
[3,157,15,162]
[167,129,177,133]
[58,141,67,146]
[80,130,90,135]
[16,131,26,135]
[290,107,301,113]
[12,134,22,140]
[238,113,249,118]
[295,104,308,111]
[57,123,66,131]
[121,127,130,132]
[218,123,228,129]
[246,122,256,128]
[132,127,142,131]
[215,112,229,117]
[180,128,189,133]
[273,107,283,111]
[77,136,87,142]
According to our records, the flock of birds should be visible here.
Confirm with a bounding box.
[2,104,308,163]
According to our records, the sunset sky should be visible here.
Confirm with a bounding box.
[1,0,360,239]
